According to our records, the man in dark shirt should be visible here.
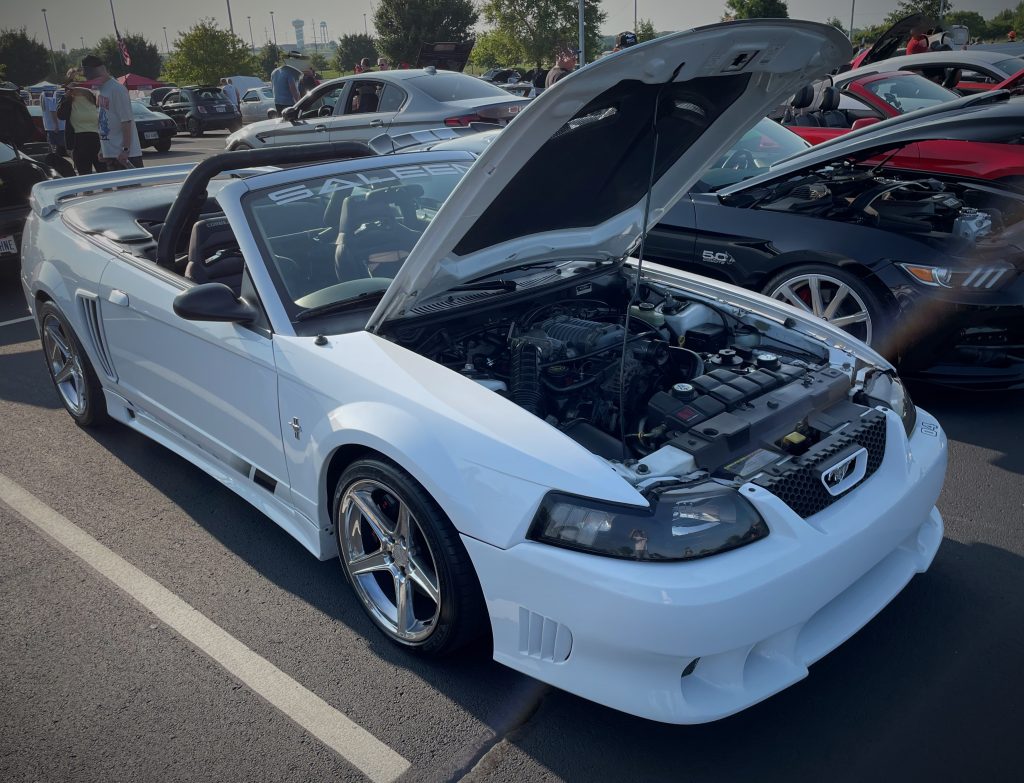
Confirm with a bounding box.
[545,47,577,88]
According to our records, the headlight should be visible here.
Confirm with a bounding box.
[898,263,952,288]
[863,371,916,437]
[529,485,768,561]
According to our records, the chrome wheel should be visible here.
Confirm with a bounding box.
[42,313,87,416]
[769,273,873,344]
[340,479,441,643]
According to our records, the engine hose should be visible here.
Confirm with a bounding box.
[511,341,544,416]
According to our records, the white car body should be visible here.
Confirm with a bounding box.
[239,86,277,125]
[20,22,946,724]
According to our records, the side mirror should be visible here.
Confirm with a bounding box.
[173,283,257,323]
[282,106,298,122]
[851,117,881,131]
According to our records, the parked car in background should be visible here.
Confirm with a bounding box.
[479,67,522,84]
[153,86,242,137]
[226,68,528,150]
[0,140,60,265]
[842,50,1024,96]
[131,100,176,153]
[239,86,277,124]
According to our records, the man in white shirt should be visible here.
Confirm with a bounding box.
[82,54,142,169]
[40,89,66,154]
[220,78,241,110]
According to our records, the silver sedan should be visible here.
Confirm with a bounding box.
[239,85,277,125]
[226,68,529,150]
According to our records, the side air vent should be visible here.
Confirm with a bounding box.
[78,294,117,381]
[518,607,572,663]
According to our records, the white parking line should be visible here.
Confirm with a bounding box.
[0,473,410,783]
[0,315,33,328]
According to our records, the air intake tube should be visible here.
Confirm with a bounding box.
[510,340,543,417]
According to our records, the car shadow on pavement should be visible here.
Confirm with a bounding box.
[489,537,1023,783]
[909,383,1024,475]
[0,322,62,411]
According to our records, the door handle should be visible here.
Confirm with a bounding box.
[369,119,384,127]
[314,124,327,131]
[108,290,129,307]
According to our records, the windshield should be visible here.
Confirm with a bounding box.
[696,118,808,191]
[996,57,1024,76]
[131,101,156,118]
[190,87,227,102]
[409,73,510,102]
[245,159,472,318]
[863,75,957,113]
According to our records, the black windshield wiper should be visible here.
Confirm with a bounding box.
[294,290,385,321]
[447,279,517,292]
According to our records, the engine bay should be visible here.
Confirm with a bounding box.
[387,264,892,506]
[740,163,1024,245]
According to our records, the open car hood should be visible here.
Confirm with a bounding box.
[720,91,1019,196]
[850,13,929,69]
[366,20,851,330]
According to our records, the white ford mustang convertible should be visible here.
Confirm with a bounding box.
[21,22,946,723]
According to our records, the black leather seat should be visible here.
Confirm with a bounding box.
[334,194,419,282]
[818,87,848,128]
[184,216,244,295]
[786,85,819,126]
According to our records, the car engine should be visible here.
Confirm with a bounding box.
[391,267,894,511]
[749,165,1023,245]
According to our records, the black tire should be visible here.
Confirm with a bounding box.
[762,263,886,348]
[267,109,278,119]
[232,142,253,151]
[153,139,172,153]
[228,121,242,133]
[37,301,110,427]
[187,117,203,137]
[334,458,488,656]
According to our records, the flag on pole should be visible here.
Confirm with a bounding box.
[117,33,132,67]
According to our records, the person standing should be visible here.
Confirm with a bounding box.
[82,54,142,169]
[271,54,303,112]
[41,88,67,155]
[299,67,318,96]
[59,68,103,174]
[545,47,577,88]
[906,28,930,54]
[220,77,241,110]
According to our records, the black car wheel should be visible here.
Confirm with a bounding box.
[153,139,172,153]
[187,118,203,137]
[763,264,883,347]
[334,458,487,656]
[38,301,110,428]
[228,121,242,133]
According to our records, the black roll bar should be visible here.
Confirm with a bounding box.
[156,141,375,268]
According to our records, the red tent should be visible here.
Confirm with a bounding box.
[78,73,166,90]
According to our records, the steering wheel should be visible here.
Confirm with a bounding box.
[720,148,755,171]
[883,92,903,112]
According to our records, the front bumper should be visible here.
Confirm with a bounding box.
[0,204,30,262]
[194,113,240,131]
[466,408,946,723]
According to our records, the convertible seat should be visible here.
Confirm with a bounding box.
[817,87,848,128]
[368,185,429,234]
[786,84,819,126]
[184,216,244,295]
[334,194,419,281]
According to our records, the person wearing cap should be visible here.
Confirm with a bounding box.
[272,53,304,113]
[82,54,142,169]
[613,31,638,51]
[545,46,577,88]
[60,67,102,174]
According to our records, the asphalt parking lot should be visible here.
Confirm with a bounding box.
[0,134,1022,782]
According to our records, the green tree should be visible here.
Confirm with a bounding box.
[0,28,50,86]
[309,52,329,73]
[636,18,658,43]
[884,1,951,27]
[826,16,849,38]
[333,33,378,72]
[984,4,1024,41]
[468,29,525,69]
[723,0,789,20]
[163,19,257,85]
[258,43,282,79]
[944,9,985,36]
[480,0,607,67]
[94,34,162,79]
[374,0,478,65]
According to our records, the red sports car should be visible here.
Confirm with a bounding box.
[778,78,1024,187]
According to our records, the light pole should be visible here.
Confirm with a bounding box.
[577,0,585,67]
[320,21,328,49]
[247,16,255,54]
[270,11,277,45]
[634,0,637,33]
[163,26,169,54]
[80,35,85,49]
[41,8,58,76]
[849,0,856,42]
[363,14,367,36]
[225,1,234,35]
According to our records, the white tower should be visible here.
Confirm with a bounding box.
[291,19,305,52]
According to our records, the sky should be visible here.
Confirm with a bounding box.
[5,0,1017,54]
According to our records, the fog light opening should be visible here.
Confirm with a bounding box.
[681,658,700,678]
